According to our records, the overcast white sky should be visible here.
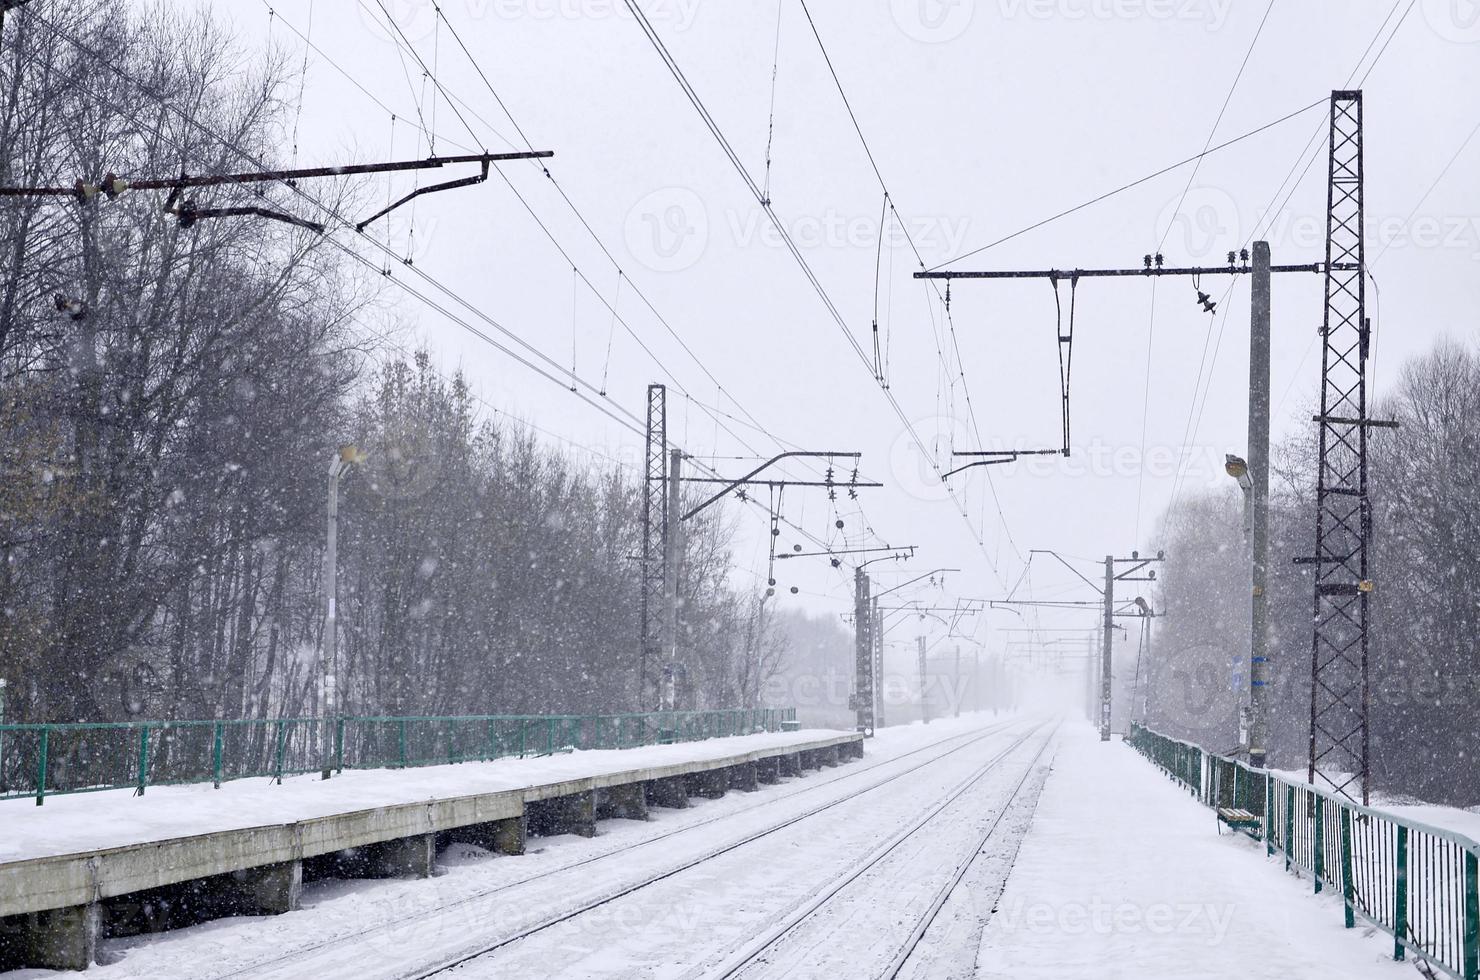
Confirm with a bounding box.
[206,0,1480,668]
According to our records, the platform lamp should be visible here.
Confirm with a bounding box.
[321,446,366,779]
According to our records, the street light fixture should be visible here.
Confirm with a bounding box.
[1224,453,1251,488]
[1226,453,1253,539]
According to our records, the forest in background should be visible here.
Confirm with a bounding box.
[0,6,826,726]
[1144,336,1480,805]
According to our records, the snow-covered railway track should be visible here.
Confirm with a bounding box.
[401,720,1044,979]
[881,730,1054,980]
[699,722,1057,980]
[204,718,1030,980]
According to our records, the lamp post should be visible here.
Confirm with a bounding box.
[917,636,929,724]
[1129,597,1155,726]
[321,446,363,779]
[1226,451,1269,768]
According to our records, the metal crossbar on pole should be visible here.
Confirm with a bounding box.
[0,152,552,233]
[914,205,1333,479]
[915,261,1334,280]
[677,451,870,521]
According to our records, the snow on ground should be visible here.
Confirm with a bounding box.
[0,728,856,863]
[976,724,1412,980]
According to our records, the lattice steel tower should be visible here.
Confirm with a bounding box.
[1306,91,1374,804]
[641,384,668,711]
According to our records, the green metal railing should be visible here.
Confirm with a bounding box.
[1128,723,1480,980]
[0,707,797,807]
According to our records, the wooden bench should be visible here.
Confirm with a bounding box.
[1216,806,1262,837]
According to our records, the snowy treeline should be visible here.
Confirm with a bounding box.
[1146,337,1480,804]
[0,7,798,725]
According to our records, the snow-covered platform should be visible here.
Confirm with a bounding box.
[0,728,861,971]
[976,724,1409,979]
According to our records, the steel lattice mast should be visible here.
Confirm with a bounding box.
[640,384,668,711]
[1304,90,1386,805]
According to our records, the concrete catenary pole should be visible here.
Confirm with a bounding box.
[1100,556,1114,740]
[1089,633,1099,723]
[917,636,929,724]
[321,453,347,779]
[872,601,885,728]
[954,645,962,718]
[853,568,873,734]
[970,651,982,713]
[1142,614,1155,725]
[1249,240,1272,768]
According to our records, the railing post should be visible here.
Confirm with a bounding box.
[1465,849,1479,980]
[35,727,47,806]
[1265,773,1274,857]
[273,721,285,784]
[335,717,345,773]
[137,726,150,796]
[546,717,554,755]
[1314,794,1325,894]
[1340,806,1355,928]
[398,719,408,768]
[1284,784,1295,872]
[1394,824,1408,962]
[212,722,224,789]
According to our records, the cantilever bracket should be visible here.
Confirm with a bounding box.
[355,159,490,232]
[164,185,324,233]
[943,448,1066,479]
